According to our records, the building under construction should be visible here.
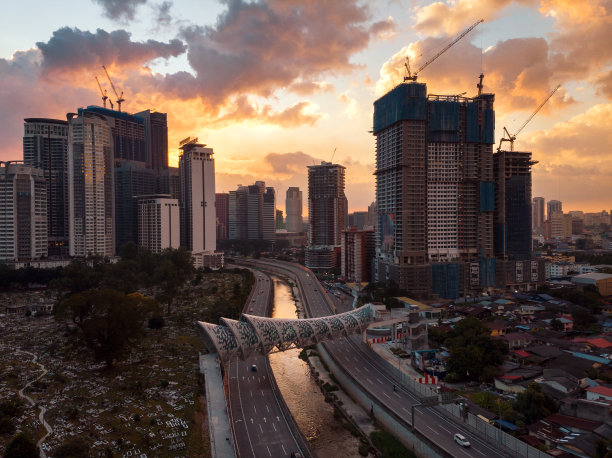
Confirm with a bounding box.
[372,81,497,297]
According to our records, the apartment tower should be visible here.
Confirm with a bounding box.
[178,138,216,253]
[532,197,545,235]
[285,187,303,233]
[67,109,115,257]
[0,162,48,261]
[23,118,69,256]
[372,82,496,296]
[137,195,179,253]
[306,161,346,270]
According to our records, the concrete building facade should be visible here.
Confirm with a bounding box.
[23,118,69,256]
[533,196,545,235]
[341,228,375,282]
[215,193,229,241]
[137,195,179,253]
[178,138,216,253]
[0,162,48,262]
[285,187,303,233]
[306,162,346,271]
[263,187,276,241]
[67,109,115,257]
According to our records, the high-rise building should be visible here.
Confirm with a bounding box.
[263,187,276,241]
[306,161,346,271]
[532,197,545,235]
[229,186,248,240]
[114,159,156,251]
[348,211,368,229]
[341,228,375,282]
[285,187,303,233]
[247,183,264,240]
[547,200,562,221]
[372,82,496,296]
[276,209,284,230]
[67,109,114,257]
[0,162,47,261]
[135,110,168,170]
[137,195,179,253]
[367,201,377,230]
[215,193,229,241]
[178,138,216,253]
[86,106,146,163]
[157,166,179,199]
[493,150,533,261]
[23,118,69,256]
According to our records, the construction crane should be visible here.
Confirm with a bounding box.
[498,84,561,152]
[404,19,484,82]
[477,73,484,96]
[95,76,109,108]
[102,65,125,112]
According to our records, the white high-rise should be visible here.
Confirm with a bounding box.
[178,138,216,253]
[138,195,179,253]
[285,187,303,233]
[0,162,48,261]
[67,109,114,257]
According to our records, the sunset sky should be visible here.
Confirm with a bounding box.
[1,0,611,215]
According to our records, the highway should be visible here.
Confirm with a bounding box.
[249,258,511,458]
[226,269,311,458]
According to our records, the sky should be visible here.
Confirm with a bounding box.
[1,0,611,215]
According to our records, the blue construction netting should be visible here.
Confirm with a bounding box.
[480,257,496,287]
[432,263,460,299]
[480,181,495,212]
[465,101,495,144]
[373,83,427,133]
[428,100,460,142]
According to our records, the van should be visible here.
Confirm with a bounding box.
[454,433,470,447]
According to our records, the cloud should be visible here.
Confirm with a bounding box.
[92,0,147,22]
[337,91,360,118]
[375,35,575,114]
[414,0,537,36]
[370,16,396,40]
[525,103,612,210]
[264,151,323,177]
[37,27,185,76]
[153,1,173,28]
[288,80,334,96]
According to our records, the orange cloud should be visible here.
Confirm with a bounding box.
[524,103,612,211]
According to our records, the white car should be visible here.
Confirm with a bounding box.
[454,433,471,447]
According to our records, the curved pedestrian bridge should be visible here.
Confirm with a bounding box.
[198,304,377,363]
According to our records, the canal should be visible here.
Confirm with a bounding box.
[268,276,361,457]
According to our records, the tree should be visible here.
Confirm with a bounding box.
[55,289,157,368]
[4,432,38,458]
[513,383,557,424]
[444,317,506,382]
[153,248,195,315]
[51,437,90,458]
[550,318,564,331]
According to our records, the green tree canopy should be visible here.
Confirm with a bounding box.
[3,432,38,458]
[443,316,507,382]
[55,289,160,368]
[51,437,90,458]
[513,382,558,424]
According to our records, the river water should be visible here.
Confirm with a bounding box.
[268,277,361,457]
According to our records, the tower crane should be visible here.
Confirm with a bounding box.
[102,65,125,112]
[497,84,561,152]
[95,76,109,108]
[404,19,484,82]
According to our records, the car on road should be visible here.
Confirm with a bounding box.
[454,433,470,447]
[290,452,303,458]
[251,364,257,372]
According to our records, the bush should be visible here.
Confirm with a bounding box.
[51,437,89,458]
[370,430,416,458]
[358,442,370,456]
[4,432,38,458]
[148,316,165,329]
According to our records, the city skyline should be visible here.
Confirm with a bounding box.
[1,1,611,213]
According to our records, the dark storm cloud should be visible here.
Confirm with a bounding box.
[36,27,185,75]
[92,0,148,21]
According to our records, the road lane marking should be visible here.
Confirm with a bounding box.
[425,425,439,435]
[266,405,270,413]
[259,424,264,433]
[261,390,265,397]
[383,392,391,399]
[281,444,285,455]
[402,407,410,413]
[474,448,487,456]
[253,405,257,413]
[394,392,402,399]
[366,378,374,385]
[377,378,384,385]
[273,423,277,431]
[266,445,271,456]
[250,390,253,398]
[438,425,450,434]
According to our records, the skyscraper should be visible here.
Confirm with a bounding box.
[178,138,216,253]
[276,209,284,230]
[229,186,248,240]
[215,193,229,241]
[137,195,179,253]
[306,161,346,271]
[372,82,496,296]
[263,187,276,241]
[23,118,69,256]
[532,197,545,234]
[135,109,169,170]
[0,162,48,261]
[547,200,562,221]
[493,150,533,261]
[67,109,114,257]
[285,187,303,233]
